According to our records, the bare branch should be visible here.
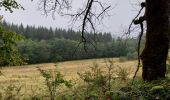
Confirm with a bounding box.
[38,0,72,18]
[38,0,112,54]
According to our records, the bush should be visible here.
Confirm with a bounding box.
[77,60,116,99]
[37,64,72,100]
[116,66,129,81]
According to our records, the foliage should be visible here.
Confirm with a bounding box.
[37,65,72,100]
[17,38,139,64]
[0,26,25,66]
[0,0,24,13]
[116,66,129,81]
[0,21,140,64]
[114,79,170,100]
[2,21,112,42]
[77,59,116,99]
[126,52,137,60]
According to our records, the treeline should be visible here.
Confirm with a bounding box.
[17,38,138,64]
[1,20,139,64]
[2,20,112,42]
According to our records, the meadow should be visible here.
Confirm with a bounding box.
[0,58,169,100]
[0,58,140,84]
[0,58,143,99]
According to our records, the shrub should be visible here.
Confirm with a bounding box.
[77,59,116,99]
[116,66,129,81]
[37,65,72,100]
[77,63,108,98]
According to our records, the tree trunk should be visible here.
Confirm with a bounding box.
[141,0,169,81]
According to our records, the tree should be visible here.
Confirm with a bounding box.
[0,26,25,66]
[0,1,25,66]
[140,0,169,81]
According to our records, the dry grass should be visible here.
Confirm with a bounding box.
[0,58,141,95]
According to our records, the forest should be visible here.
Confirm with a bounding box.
[1,21,139,65]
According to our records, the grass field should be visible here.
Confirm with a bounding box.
[0,58,142,98]
[0,58,141,83]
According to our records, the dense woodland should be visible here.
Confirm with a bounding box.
[1,21,140,65]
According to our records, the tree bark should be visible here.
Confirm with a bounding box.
[141,0,169,81]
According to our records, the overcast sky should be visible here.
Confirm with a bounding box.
[0,0,144,36]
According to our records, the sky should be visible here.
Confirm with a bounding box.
[0,0,144,36]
